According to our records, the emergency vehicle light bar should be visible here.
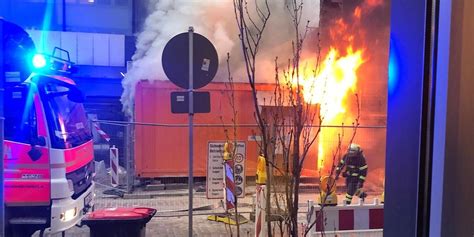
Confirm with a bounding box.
[32,47,75,74]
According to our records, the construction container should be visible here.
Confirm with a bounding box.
[133,79,387,190]
[133,80,323,178]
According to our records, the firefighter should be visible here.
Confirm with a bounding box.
[335,143,368,204]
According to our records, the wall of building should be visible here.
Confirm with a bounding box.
[0,0,133,35]
[439,0,474,235]
[0,0,137,96]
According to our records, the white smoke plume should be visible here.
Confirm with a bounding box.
[121,0,321,115]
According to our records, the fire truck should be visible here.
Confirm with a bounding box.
[2,19,95,236]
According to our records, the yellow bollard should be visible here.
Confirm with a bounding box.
[255,154,267,237]
[381,179,385,203]
[318,176,338,206]
[223,142,233,161]
[256,154,267,185]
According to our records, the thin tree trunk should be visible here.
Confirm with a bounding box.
[266,160,272,237]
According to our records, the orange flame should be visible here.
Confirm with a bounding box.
[365,0,384,8]
[354,7,362,20]
[300,47,363,119]
[297,46,364,172]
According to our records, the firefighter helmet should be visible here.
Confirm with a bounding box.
[348,143,361,153]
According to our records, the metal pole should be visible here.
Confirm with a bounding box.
[125,124,133,193]
[0,19,5,237]
[62,0,66,31]
[188,26,194,237]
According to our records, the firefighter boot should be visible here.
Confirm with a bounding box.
[344,193,353,205]
[360,191,367,202]
[356,190,367,203]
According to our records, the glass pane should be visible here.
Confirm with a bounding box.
[114,0,129,6]
[78,0,95,4]
[4,85,37,143]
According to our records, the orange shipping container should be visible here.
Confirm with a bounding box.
[134,80,321,178]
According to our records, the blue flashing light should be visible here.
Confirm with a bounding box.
[388,38,400,96]
[32,54,47,69]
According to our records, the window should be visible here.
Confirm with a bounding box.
[4,85,37,144]
[78,0,111,4]
[114,0,129,6]
[78,0,96,4]
[96,0,111,5]
[39,79,92,149]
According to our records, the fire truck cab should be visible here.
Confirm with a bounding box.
[2,19,95,236]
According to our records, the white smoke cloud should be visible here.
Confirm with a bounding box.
[121,0,321,115]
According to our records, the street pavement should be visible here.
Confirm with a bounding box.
[35,184,382,237]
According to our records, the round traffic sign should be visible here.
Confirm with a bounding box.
[235,164,243,174]
[162,31,218,89]
[236,187,243,196]
[235,153,244,163]
[235,175,243,185]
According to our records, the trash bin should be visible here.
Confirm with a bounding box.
[82,207,156,237]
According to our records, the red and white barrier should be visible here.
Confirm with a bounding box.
[224,159,236,211]
[255,185,266,237]
[308,201,383,235]
[110,145,119,187]
[312,229,383,237]
[93,122,110,142]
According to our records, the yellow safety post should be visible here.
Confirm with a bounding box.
[318,176,338,206]
[381,179,385,203]
[255,154,267,237]
[223,141,233,161]
[256,154,266,185]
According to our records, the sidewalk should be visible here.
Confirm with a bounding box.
[36,184,381,236]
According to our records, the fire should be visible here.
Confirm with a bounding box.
[300,47,363,119]
[318,133,325,169]
[354,7,362,19]
[284,1,377,174]
[297,46,364,171]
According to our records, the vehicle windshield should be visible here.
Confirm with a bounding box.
[39,77,92,149]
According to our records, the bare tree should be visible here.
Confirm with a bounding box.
[232,0,365,236]
[232,0,325,236]
[220,53,242,237]
[232,0,274,235]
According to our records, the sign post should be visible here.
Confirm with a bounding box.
[187,26,194,237]
[162,27,218,237]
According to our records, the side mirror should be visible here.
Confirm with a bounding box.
[28,136,46,161]
[67,88,85,103]
[33,136,46,147]
[28,146,42,161]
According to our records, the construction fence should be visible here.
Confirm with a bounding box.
[89,119,385,212]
